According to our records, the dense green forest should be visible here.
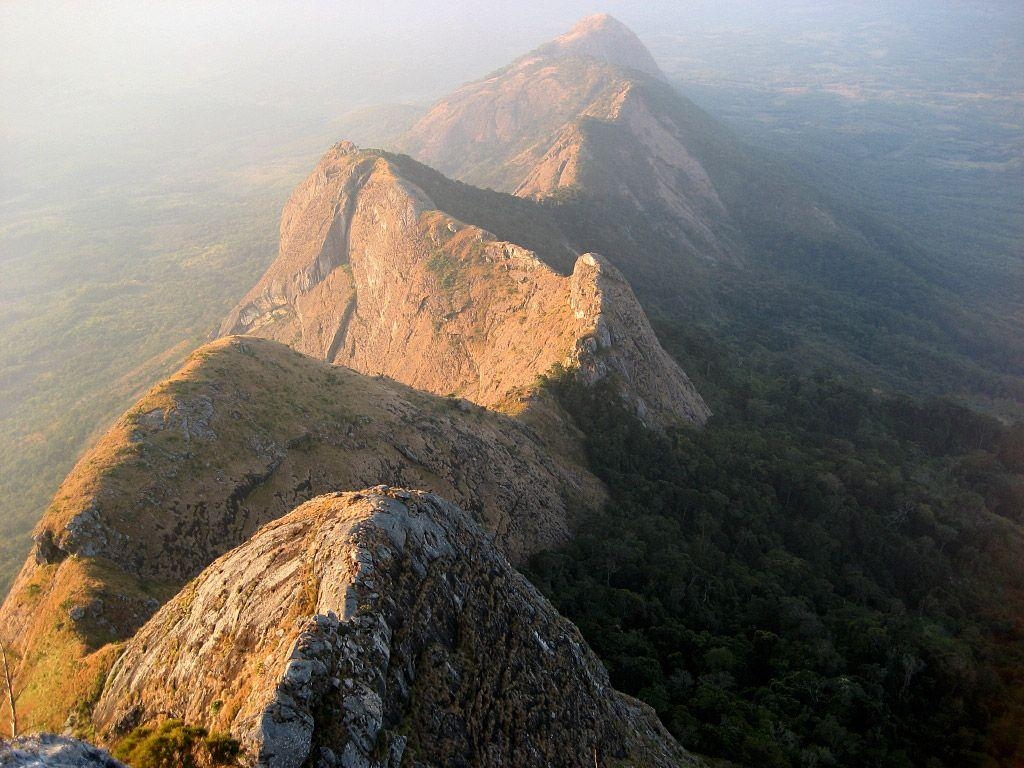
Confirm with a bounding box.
[527,328,1024,768]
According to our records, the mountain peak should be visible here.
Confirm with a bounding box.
[562,12,628,38]
[538,13,665,80]
[221,144,709,428]
[93,488,697,767]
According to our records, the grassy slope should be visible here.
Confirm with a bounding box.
[1,336,598,730]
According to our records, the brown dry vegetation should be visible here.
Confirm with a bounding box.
[0,336,606,731]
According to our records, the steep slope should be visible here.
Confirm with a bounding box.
[220,141,709,427]
[393,14,1024,401]
[395,14,673,193]
[93,489,698,768]
[0,337,604,731]
[394,13,806,264]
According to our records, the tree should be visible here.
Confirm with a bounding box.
[0,639,18,738]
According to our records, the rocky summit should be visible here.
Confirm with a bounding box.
[0,336,609,731]
[535,13,667,81]
[220,142,708,428]
[93,489,698,768]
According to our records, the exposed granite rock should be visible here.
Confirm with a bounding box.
[31,531,65,566]
[94,489,699,768]
[0,337,602,732]
[0,734,125,767]
[220,143,708,430]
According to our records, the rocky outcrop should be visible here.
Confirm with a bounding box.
[0,336,603,732]
[0,734,126,767]
[568,254,708,423]
[94,489,699,768]
[220,143,708,428]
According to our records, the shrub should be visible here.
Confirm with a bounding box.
[113,719,240,768]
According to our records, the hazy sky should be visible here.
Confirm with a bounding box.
[2,1,1021,194]
[1,1,628,142]
[3,2,1021,130]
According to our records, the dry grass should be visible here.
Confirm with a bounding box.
[0,336,603,731]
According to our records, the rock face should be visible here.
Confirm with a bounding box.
[94,489,698,768]
[568,254,709,423]
[220,142,708,428]
[394,26,642,196]
[395,14,838,269]
[0,734,126,768]
[0,337,603,732]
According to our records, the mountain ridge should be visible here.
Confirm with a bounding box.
[0,336,608,730]
[3,11,1020,768]
[93,488,699,767]
[221,141,709,428]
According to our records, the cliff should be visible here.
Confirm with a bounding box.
[94,489,699,767]
[220,142,709,428]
